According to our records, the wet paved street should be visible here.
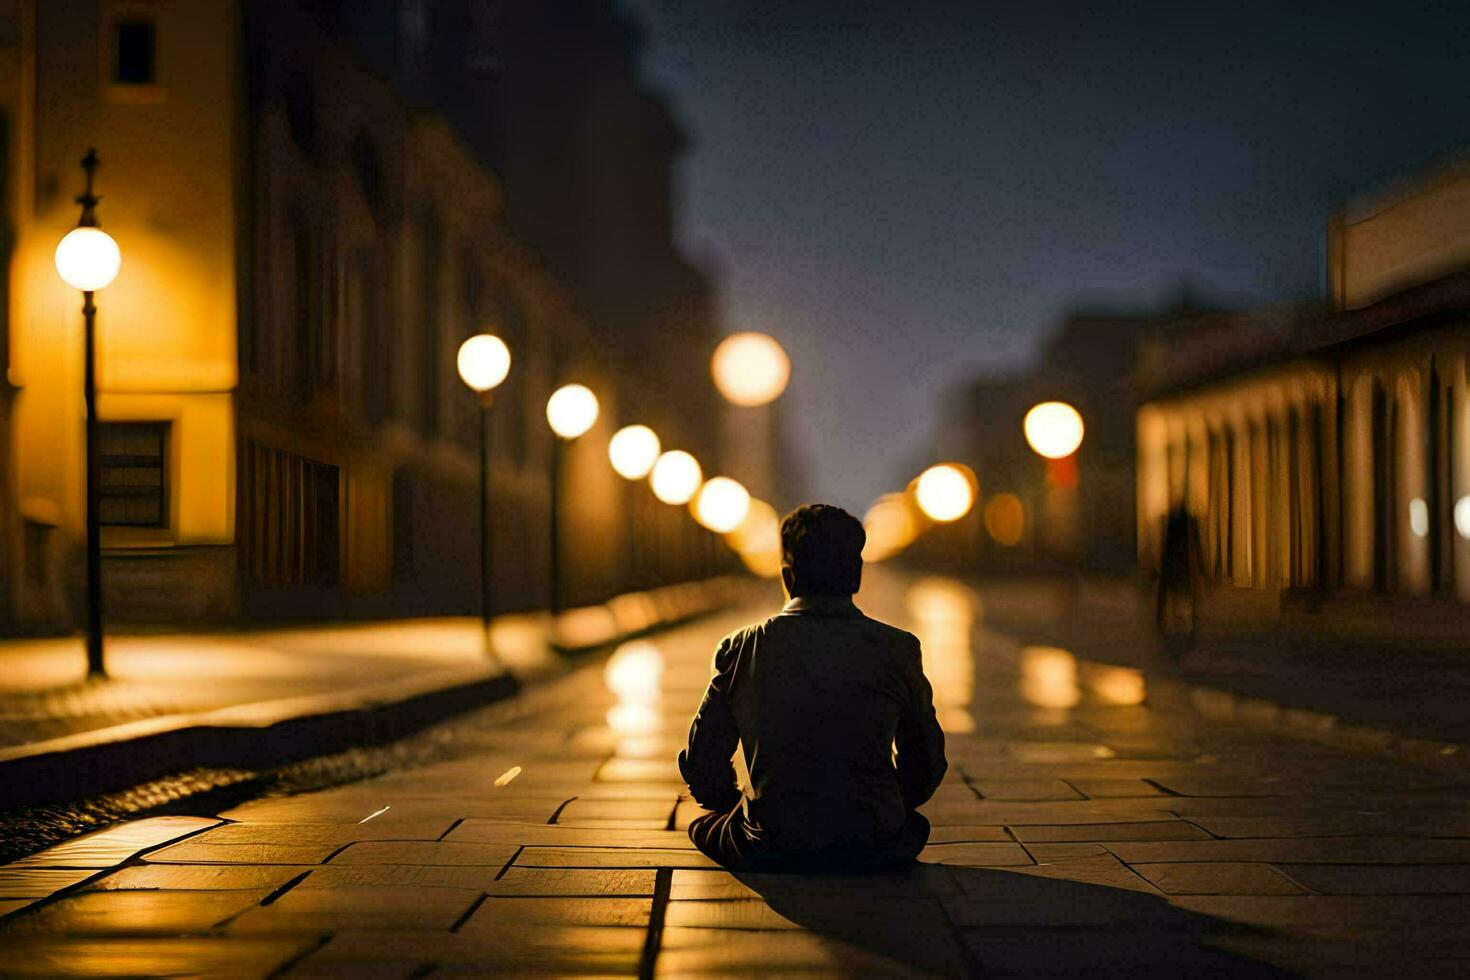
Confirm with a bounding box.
[5,569,1470,975]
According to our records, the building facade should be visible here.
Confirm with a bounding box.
[0,0,732,631]
[1137,162,1470,636]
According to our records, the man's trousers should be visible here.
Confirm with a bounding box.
[688,805,930,874]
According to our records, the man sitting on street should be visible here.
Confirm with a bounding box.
[678,503,948,873]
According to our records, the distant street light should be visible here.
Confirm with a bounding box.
[608,424,661,480]
[650,450,702,505]
[545,383,600,614]
[711,332,790,407]
[456,334,511,647]
[54,149,121,677]
[915,464,976,523]
[608,424,661,589]
[693,476,751,534]
[1023,401,1085,459]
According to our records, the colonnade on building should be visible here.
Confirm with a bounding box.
[1138,322,1470,603]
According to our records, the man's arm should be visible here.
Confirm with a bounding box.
[895,633,947,810]
[677,634,743,812]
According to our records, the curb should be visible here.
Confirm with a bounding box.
[0,576,759,810]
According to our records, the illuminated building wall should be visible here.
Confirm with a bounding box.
[1138,162,1470,613]
[0,0,725,629]
[5,0,240,623]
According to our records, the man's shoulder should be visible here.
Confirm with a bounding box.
[855,612,921,651]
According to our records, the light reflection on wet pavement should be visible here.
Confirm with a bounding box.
[2,569,1469,975]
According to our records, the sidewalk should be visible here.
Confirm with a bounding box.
[5,571,1469,974]
[0,577,756,809]
[964,571,1470,757]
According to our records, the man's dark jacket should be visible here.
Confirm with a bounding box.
[678,594,947,852]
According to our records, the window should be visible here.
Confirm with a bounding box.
[114,21,155,85]
[100,423,168,527]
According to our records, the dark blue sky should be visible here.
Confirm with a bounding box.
[624,0,1470,511]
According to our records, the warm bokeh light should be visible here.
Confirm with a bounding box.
[710,331,791,406]
[456,334,511,393]
[727,498,782,577]
[904,577,977,733]
[693,476,751,533]
[650,450,702,505]
[608,425,661,479]
[1023,401,1085,459]
[1020,645,1080,709]
[604,639,664,703]
[1082,664,1147,706]
[915,464,976,523]
[862,493,920,562]
[55,227,121,291]
[546,384,599,439]
[726,498,779,553]
[983,492,1025,546]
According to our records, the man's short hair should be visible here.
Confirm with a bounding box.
[780,504,865,596]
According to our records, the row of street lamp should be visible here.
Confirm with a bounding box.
[55,149,792,675]
[456,329,785,644]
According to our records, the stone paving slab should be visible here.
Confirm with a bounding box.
[5,888,272,934]
[85,863,309,892]
[444,819,695,849]
[1008,819,1213,842]
[917,842,1034,866]
[462,895,653,929]
[514,846,720,869]
[1130,862,1309,896]
[227,884,482,933]
[326,841,520,867]
[145,840,343,865]
[0,936,315,977]
[1276,863,1470,895]
[1105,837,1470,865]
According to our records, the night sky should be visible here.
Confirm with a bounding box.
[624,0,1470,512]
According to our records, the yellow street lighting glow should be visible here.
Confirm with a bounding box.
[1023,401,1085,459]
[726,498,779,554]
[983,492,1025,546]
[456,334,511,393]
[608,424,661,479]
[546,383,599,439]
[693,476,751,533]
[862,493,919,562]
[55,227,121,291]
[711,331,791,406]
[915,464,975,523]
[604,640,664,703]
[650,450,702,505]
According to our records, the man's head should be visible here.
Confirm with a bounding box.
[780,504,865,598]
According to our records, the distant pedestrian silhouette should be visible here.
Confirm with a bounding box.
[679,503,947,872]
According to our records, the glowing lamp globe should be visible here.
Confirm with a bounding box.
[915,464,975,523]
[608,425,661,480]
[546,384,599,439]
[693,476,751,533]
[456,334,511,393]
[55,227,121,291]
[1023,401,1085,459]
[711,332,791,407]
[650,450,702,505]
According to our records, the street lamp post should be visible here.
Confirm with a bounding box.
[608,424,661,589]
[545,383,599,614]
[1023,401,1085,560]
[457,334,512,647]
[54,149,122,677]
